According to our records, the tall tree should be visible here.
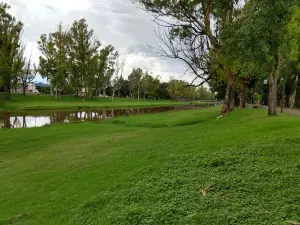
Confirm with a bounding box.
[0,3,23,100]
[68,18,101,97]
[128,68,143,101]
[38,23,69,99]
[95,45,116,97]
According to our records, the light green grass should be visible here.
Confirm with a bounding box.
[1,108,300,224]
[0,94,195,111]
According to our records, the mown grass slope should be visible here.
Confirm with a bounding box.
[0,108,300,224]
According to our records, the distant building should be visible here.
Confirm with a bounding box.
[12,82,40,94]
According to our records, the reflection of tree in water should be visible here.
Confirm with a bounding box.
[3,114,12,128]
[0,106,186,129]
[23,116,27,128]
[12,117,21,128]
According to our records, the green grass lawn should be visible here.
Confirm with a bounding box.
[1,108,300,224]
[0,94,194,111]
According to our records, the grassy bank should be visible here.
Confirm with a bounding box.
[0,94,196,111]
[1,108,300,224]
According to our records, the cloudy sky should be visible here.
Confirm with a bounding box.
[4,0,194,83]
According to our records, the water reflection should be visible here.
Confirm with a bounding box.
[0,106,199,129]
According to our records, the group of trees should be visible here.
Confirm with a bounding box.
[135,0,300,116]
[0,3,37,99]
[0,2,214,102]
[168,78,214,100]
[37,19,122,100]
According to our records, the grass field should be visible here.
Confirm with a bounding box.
[1,108,300,224]
[0,94,193,111]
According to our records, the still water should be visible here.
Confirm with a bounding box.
[0,106,200,129]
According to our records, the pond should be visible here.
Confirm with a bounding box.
[0,105,202,129]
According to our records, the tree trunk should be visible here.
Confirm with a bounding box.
[285,95,291,108]
[295,74,300,108]
[268,55,280,116]
[88,87,92,99]
[138,89,140,101]
[55,86,58,100]
[268,73,277,116]
[4,84,11,100]
[22,83,26,96]
[3,114,11,128]
[239,79,246,108]
[112,90,115,102]
[221,70,236,115]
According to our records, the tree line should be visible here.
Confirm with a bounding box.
[0,2,214,102]
[134,0,300,115]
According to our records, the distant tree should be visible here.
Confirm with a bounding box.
[96,45,117,97]
[19,56,37,96]
[141,72,160,99]
[68,19,101,97]
[111,55,126,101]
[119,79,130,97]
[277,64,297,108]
[156,82,170,100]
[167,78,185,100]
[197,86,214,100]
[38,23,69,99]
[0,3,24,100]
[128,68,143,100]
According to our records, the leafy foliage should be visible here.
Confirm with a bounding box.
[0,3,23,99]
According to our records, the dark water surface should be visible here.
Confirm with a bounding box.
[0,105,201,129]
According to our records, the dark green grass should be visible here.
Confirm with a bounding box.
[0,108,300,224]
[0,94,192,111]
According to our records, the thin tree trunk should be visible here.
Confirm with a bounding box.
[112,90,115,102]
[295,74,300,108]
[22,83,26,96]
[221,69,236,115]
[239,79,246,108]
[138,89,140,101]
[88,87,92,99]
[285,95,291,108]
[55,86,58,100]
